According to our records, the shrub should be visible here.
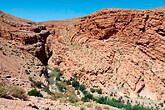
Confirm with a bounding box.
[56,70,63,81]
[42,86,54,95]
[159,103,164,107]
[0,83,27,100]
[28,89,43,97]
[29,76,33,81]
[2,51,6,56]
[86,93,93,99]
[85,44,89,48]
[66,80,71,85]
[122,83,124,87]
[68,96,75,103]
[56,75,61,81]
[28,77,43,88]
[79,84,86,92]
[9,87,27,100]
[58,84,66,92]
[81,96,90,102]
[57,69,63,76]
[33,81,42,88]
[25,70,30,75]
[74,86,78,90]
[90,88,95,93]
[77,90,80,95]
[72,80,79,88]
[82,90,88,96]
[96,89,102,94]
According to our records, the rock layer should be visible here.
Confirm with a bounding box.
[41,7,165,102]
[0,11,50,65]
[0,7,165,102]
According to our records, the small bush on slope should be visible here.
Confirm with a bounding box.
[0,82,27,100]
[28,89,43,97]
[79,84,86,92]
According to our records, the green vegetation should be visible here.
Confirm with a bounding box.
[90,88,95,93]
[56,69,63,81]
[56,82,67,92]
[2,51,6,56]
[82,90,88,96]
[33,81,42,88]
[46,68,160,110]
[159,103,164,107]
[77,90,80,95]
[72,79,79,88]
[29,76,32,81]
[96,89,102,94]
[85,93,93,99]
[25,70,30,75]
[28,89,43,97]
[79,84,86,92]
[66,80,71,85]
[81,96,90,102]
[85,44,89,48]
[28,77,43,88]
[42,86,54,95]
[125,96,130,98]
[122,83,125,87]
[0,82,27,100]
[96,96,155,110]
[161,78,165,82]
[81,89,94,102]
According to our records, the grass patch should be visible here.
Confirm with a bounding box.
[0,83,27,100]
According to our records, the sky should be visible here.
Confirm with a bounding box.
[0,0,164,22]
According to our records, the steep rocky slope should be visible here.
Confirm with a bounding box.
[0,11,50,65]
[41,7,165,102]
[0,6,165,106]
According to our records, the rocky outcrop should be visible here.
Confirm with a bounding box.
[0,11,50,65]
[0,7,165,102]
[41,7,165,102]
[73,8,165,62]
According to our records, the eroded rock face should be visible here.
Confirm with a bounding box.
[73,9,165,62]
[41,7,165,102]
[0,11,50,65]
[0,7,165,102]
[0,38,48,91]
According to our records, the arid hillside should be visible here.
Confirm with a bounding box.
[0,6,165,109]
[41,7,165,102]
